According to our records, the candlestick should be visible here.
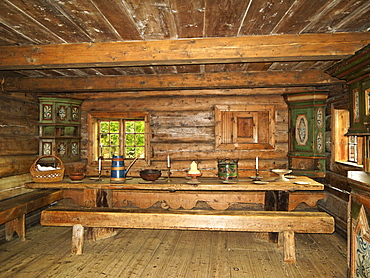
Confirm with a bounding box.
[253,168,261,181]
[167,166,172,183]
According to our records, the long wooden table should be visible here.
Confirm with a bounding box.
[26,176,324,211]
[26,176,323,191]
[26,176,325,242]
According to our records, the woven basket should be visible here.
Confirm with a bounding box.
[30,155,65,182]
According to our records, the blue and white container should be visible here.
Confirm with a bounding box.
[110,155,126,183]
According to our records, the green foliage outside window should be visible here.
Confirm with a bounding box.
[99,120,145,159]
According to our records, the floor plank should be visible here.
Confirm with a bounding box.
[158,230,198,277]
[0,224,347,278]
[184,230,213,278]
[129,229,183,277]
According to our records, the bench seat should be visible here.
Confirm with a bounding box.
[41,207,335,262]
[0,189,64,241]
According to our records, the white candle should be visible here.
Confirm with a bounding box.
[98,157,102,172]
[167,155,170,167]
[188,161,201,175]
[256,156,259,170]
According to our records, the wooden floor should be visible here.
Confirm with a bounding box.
[0,225,347,278]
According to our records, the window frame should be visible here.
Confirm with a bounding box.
[215,104,275,150]
[88,111,150,166]
[98,119,146,159]
[331,106,363,167]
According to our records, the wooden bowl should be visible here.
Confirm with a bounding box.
[140,169,161,181]
[69,172,85,181]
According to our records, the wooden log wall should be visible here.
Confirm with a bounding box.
[80,89,289,178]
[0,93,38,200]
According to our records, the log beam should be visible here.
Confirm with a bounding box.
[0,33,369,70]
[4,70,343,93]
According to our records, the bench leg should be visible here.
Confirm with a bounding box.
[283,230,296,263]
[5,215,26,241]
[72,224,84,255]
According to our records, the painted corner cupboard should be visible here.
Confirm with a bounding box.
[39,97,83,162]
[328,44,370,136]
[284,91,328,177]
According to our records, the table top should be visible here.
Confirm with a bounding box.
[26,176,324,191]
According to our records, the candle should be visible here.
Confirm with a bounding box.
[98,157,102,172]
[167,155,170,167]
[188,161,201,174]
[256,156,259,170]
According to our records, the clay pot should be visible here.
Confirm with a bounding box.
[69,172,85,181]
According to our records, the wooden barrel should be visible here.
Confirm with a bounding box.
[110,155,126,183]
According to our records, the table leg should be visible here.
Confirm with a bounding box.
[84,188,117,241]
[265,190,289,242]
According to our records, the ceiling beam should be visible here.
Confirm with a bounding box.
[4,70,343,92]
[0,32,369,70]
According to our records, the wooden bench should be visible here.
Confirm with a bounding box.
[0,189,64,241]
[41,207,335,262]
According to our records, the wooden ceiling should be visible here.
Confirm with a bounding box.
[0,0,369,93]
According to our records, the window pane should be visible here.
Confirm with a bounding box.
[110,134,119,145]
[136,147,145,158]
[136,134,145,146]
[126,134,135,146]
[125,147,135,158]
[100,121,109,133]
[100,134,108,145]
[102,147,110,158]
[136,121,145,133]
[110,121,119,133]
[126,122,135,133]
[111,146,119,156]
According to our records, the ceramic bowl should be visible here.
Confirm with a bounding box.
[69,172,85,181]
[271,169,292,175]
[140,169,161,181]
[271,169,292,182]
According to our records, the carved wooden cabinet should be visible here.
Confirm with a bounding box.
[348,78,370,135]
[39,97,83,162]
[328,45,370,135]
[284,91,328,177]
[348,171,370,277]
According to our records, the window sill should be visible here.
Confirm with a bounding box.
[335,161,363,170]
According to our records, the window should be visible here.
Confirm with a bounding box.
[88,111,150,164]
[98,119,145,159]
[215,105,275,150]
[348,135,358,163]
[332,107,363,165]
